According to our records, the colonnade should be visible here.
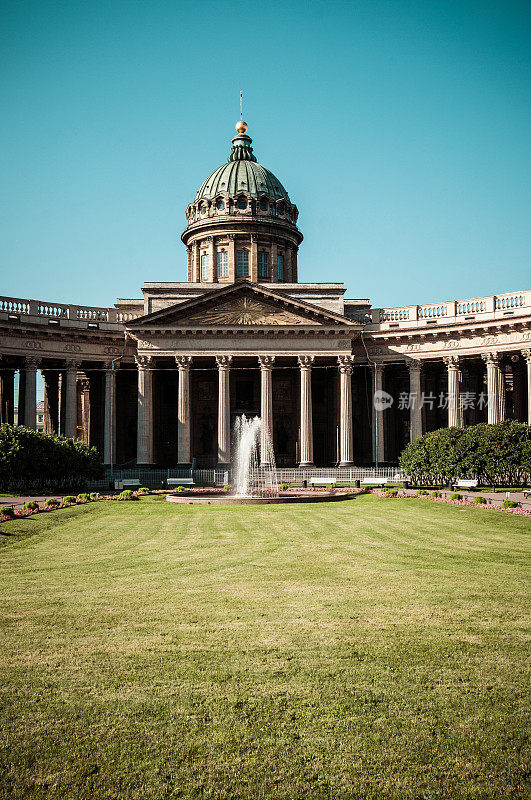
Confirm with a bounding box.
[134,353,357,467]
[404,350,531,439]
[1,348,530,467]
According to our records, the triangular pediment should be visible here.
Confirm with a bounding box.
[127,283,353,329]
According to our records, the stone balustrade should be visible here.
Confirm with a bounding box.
[0,294,121,326]
[371,290,530,329]
[0,288,529,332]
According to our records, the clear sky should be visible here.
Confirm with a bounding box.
[1,0,530,310]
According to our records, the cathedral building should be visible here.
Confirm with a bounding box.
[1,120,530,471]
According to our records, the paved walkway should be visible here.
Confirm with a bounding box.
[400,487,531,510]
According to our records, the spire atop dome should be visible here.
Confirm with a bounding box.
[229,90,255,161]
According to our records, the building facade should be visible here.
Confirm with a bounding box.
[1,121,530,469]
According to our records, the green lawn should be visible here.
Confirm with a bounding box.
[0,496,529,799]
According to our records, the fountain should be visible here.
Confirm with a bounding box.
[233,415,279,497]
[166,414,353,505]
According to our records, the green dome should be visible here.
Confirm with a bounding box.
[194,132,290,203]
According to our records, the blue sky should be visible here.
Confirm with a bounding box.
[1,0,530,310]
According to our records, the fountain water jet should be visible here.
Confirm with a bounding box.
[167,414,352,504]
[233,415,279,497]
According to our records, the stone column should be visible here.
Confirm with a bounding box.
[372,363,385,464]
[43,370,59,433]
[175,356,193,465]
[523,350,531,425]
[483,353,501,424]
[64,360,80,438]
[444,356,462,427]
[79,378,91,444]
[0,365,15,425]
[271,240,278,282]
[22,357,39,430]
[186,246,193,282]
[497,362,506,422]
[250,236,258,283]
[228,235,236,282]
[193,243,200,282]
[285,247,293,283]
[298,355,314,466]
[408,360,423,441]
[259,356,275,465]
[337,356,355,466]
[103,362,116,465]
[216,355,232,465]
[136,355,154,464]
[208,237,216,282]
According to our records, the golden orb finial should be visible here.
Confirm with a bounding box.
[235,120,247,134]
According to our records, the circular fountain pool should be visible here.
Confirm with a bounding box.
[166,491,354,505]
[167,414,356,506]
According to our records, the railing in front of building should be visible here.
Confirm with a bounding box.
[91,466,404,488]
[370,289,530,329]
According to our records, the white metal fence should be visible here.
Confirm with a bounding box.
[93,466,403,488]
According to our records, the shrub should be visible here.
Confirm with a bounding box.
[175,485,186,493]
[431,490,442,498]
[502,499,518,508]
[279,483,289,491]
[44,497,60,508]
[0,506,15,518]
[63,495,77,504]
[119,489,137,501]
[399,421,531,487]
[450,493,463,501]
[384,489,398,497]
[76,493,90,503]
[137,487,150,495]
[90,492,101,501]
[473,496,487,505]
[0,423,103,492]
[23,500,39,511]
[416,489,429,496]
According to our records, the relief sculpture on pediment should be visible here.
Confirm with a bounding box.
[185,296,317,326]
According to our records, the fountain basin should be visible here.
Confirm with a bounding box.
[166,491,355,505]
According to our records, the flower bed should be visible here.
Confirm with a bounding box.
[0,490,148,523]
[371,489,531,516]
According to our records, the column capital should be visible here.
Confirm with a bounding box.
[373,362,385,376]
[338,355,355,374]
[175,355,193,370]
[216,355,233,370]
[297,355,315,370]
[103,360,116,371]
[65,359,82,372]
[24,356,41,369]
[135,355,153,370]
[258,355,275,370]
[482,351,500,366]
[443,355,460,369]
[521,349,531,363]
[407,358,422,374]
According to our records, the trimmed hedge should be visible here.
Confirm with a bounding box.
[399,421,531,487]
[0,424,103,492]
